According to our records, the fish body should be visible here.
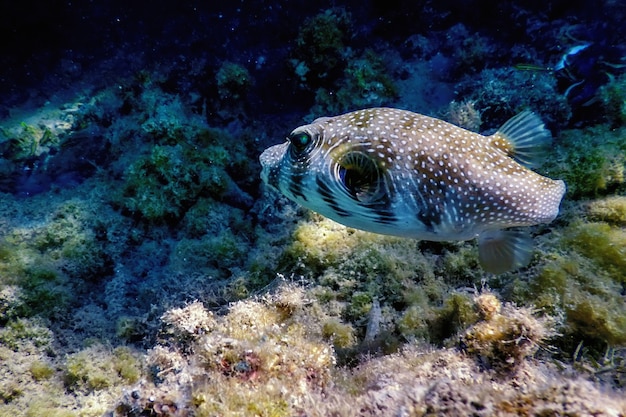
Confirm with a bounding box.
[260,108,565,273]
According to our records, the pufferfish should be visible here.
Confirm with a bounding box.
[260,108,566,274]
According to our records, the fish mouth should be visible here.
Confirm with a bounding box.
[333,151,386,204]
[260,142,289,190]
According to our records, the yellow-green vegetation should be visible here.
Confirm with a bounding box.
[117,286,336,417]
[106,287,626,416]
[563,221,626,282]
[0,194,145,416]
[29,360,55,381]
[504,123,626,353]
[0,341,142,417]
[0,318,52,351]
[399,291,479,343]
[322,318,357,349]
[2,122,59,160]
[587,195,626,225]
[64,344,143,392]
[0,200,111,324]
[276,215,485,348]
[1,50,626,417]
[461,294,554,371]
[544,124,626,198]
[118,124,251,224]
[598,72,626,125]
[502,219,626,351]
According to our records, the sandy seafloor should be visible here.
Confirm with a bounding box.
[0,1,625,416]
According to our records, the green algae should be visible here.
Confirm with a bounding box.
[309,50,398,116]
[289,8,397,118]
[587,195,626,225]
[503,221,626,349]
[291,8,352,89]
[0,318,52,351]
[1,122,59,160]
[599,72,626,126]
[64,344,143,392]
[216,61,253,102]
[563,221,626,283]
[29,360,55,381]
[322,318,356,349]
[544,125,626,199]
[119,144,208,222]
[117,122,252,224]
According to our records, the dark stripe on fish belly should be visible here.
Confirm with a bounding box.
[373,208,397,225]
[316,176,352,217]
[288,174,308,202]
[417,209,441,232]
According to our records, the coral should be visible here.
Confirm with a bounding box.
[161,300,216,342]
[441,23,498,78]
[4,13,626,416]
[455,67,571,128]
[445,99,482,131]
[109,289,626,417]
[112,284,336,417]
[307,50,398,118]
[290,8,353,89]
[461,297,555,372]
[215,61,252,102]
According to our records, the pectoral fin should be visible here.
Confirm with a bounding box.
[478,229,533,274]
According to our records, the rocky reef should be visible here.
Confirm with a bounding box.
[0,1,625,416]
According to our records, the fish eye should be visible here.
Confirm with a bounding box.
[288,131,313,154]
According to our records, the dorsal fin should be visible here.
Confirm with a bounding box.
[489,111,551,168]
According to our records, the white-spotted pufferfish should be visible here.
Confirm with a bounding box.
[260,108,565,274]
